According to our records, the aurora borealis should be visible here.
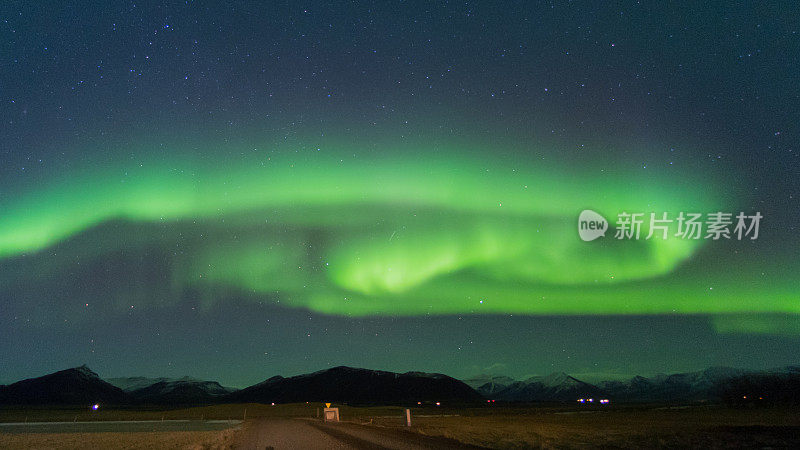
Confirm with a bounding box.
[1,2,798,386]
[0,141,728,314]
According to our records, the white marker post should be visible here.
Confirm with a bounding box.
[406,408,411,427]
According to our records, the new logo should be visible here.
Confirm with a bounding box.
[578,210,608,241]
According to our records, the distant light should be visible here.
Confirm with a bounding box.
[588,398,593,402]
[436,402,441,406]
[92,404,99,410]
[271,402,275,406]
[417,401,421,405]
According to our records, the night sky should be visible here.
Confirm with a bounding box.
[1,2,798,388]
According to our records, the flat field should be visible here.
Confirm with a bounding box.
[2,403,798,449]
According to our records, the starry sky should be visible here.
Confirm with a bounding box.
[1,1,798,387]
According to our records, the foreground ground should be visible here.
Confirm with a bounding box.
[0,428,239,450]
[367,405,800,448]
[2,403,799,449]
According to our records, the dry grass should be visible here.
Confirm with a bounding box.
[0,428,238,450]
[3,403,799,449]
[366,405,800,448]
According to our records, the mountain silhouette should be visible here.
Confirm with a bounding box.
[0,365,129,405]
[227,366,482,405]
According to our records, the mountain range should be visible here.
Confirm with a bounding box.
[472,372,603,402]
[464,366,800,404]
[107,376,236,404]
[0,365,479,406]
[2,365,799,406]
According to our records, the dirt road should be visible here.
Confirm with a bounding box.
[235,418,482,449]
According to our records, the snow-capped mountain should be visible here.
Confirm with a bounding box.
[107,376,175,392]
[109,376,233,393]
[464,366,800,403]
[493,372,603,402]
[463,374,516,397]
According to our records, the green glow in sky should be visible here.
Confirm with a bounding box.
[2,142,795,321]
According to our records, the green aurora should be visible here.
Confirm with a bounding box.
[2,140,796,326]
